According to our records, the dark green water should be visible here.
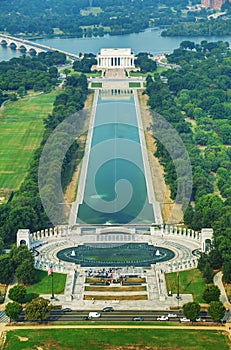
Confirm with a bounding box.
[57,243,175,267]
[77,92,155,224]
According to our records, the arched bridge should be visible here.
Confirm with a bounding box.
[0,33,79,60]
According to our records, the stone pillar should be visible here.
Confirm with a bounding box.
[165,225,168,235]
[17,229,31,249]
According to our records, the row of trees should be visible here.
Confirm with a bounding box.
[183,301,225,323]
[5,297,51,322]
[145,40,231,281]
[162,17,231,38]
[0,54,88,245]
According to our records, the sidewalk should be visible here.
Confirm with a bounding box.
[214,271,231,311]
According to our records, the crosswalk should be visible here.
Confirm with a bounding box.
[0,311,10,323]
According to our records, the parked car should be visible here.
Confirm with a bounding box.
[88,312,101,318]
[180,317,190,322]
[102,307,114,312]
[83,316,91,320]
[168,313,178,318]
[62,308,72,312]
[157,315,169,321]
[133,317,144,321]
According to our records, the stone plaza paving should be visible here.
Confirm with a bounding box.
[34,228,200,310]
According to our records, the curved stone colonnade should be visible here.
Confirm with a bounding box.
[29,224,210,252]
[30,225,202,274]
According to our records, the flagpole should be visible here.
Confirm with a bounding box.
[177,271,180,299]
[49,265,55,300]
[51,272,55,299]
[176,270,180,309]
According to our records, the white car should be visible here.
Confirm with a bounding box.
[157,315,169,321]
[88,312,101,318]
[168,313,178,318]
[180,317,190,322]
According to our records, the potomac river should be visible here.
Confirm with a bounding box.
[1,28,231,61]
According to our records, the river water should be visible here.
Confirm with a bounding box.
[1,28,231,61]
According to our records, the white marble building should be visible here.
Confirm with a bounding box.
[96,48,135,69]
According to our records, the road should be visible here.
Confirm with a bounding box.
[17,309,215,323]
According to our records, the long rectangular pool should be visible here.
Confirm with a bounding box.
[76,90,155,225]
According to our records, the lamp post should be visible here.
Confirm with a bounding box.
[48,265,55,299]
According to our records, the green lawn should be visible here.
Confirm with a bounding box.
[0,91,59,190]
[3,328,230,350]
[165,269,207,303]
[91,82,102,88]
[129,66,168,77]
[26,270,66,295]
[129,82,141,88]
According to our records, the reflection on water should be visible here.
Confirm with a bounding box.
[77,91,155,224]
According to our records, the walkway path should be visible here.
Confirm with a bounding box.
[3,323,230,331]
[214,271,231,310]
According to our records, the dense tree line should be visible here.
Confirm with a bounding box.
[73,54,97,73]
[145,40,231,280]
[0,0,197,37]
[135,53,157,73]
[0,51,66,102]
[162,18,231,37]
[0,53,88,246]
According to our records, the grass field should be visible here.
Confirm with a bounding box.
[91,82,102,88]
[3,328,230,350]
[165,269,206,303]
[26,270,66,295]
[0,91,59,190]
[129,82,141,88]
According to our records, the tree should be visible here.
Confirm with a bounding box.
[5,302,22,321]
[0,256,14,285]
[24,297,52,322]
[183,302,200,321]
[208,301,225,322]
[208,249,223,270]
[203,262,214,283]
[223,260,231,283]
[8,285,27,304]
[203,285,220,303]
[16,259,36,285]
[10,246,34,270]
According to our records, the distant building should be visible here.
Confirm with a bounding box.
[96,48,135,69]
[201,0,227,10]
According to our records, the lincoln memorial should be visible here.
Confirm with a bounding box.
[96,48,135,69]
